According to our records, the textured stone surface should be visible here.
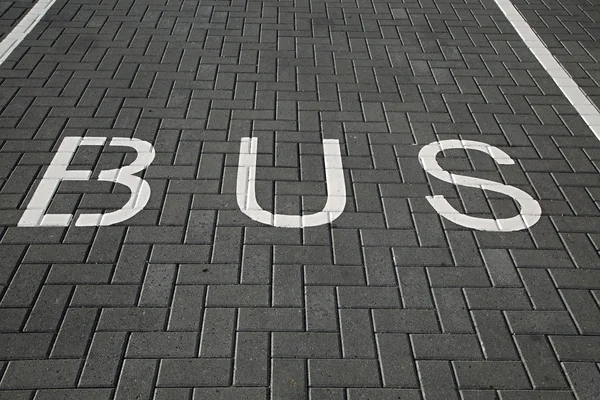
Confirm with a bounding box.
[1,0,600,397]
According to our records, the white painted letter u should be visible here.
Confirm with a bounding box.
[236,137,346,228]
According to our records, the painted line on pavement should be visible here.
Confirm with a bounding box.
[0,0,56,66]
[493,0,600,140]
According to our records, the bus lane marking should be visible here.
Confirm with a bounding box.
[236,137,346,228]
[18,136,155,227]
[419,140,542,232]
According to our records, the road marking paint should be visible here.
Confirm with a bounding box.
[0,0,56,66]
[19,136,155,227]
[494,0,600,139]
[419,140,542,231]
[237,137,346,228]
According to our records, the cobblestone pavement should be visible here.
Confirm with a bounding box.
[1,0,600,398]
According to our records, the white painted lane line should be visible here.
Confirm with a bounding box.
[493,0,600,139]
[0,0,56,66]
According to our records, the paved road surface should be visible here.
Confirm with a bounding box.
[1,0,600,398]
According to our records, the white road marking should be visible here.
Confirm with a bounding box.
[419,140,542,231]
[0,0,56,66]
[237,137,346,228]
[19,136,155,227]
[494,0,600,139]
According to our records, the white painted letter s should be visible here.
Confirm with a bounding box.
[418,140,541,232]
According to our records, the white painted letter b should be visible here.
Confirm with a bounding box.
[18,136,155,227]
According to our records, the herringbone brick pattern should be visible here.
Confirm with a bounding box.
[0,0,600,398]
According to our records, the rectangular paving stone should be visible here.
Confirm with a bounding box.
[150,245,211,264]
[471,310,519,360]
[505,311,578,335]
[97,308,167,331]
[432,288,475,334]
[273,245,333,264]
[360,228,418,247]
[376,333,418,388]
[372,310,440,333]
[337,286,401,308]
[193,388,268,400]
[560,289,600,334]
[47,264,112,284]
[0,333,53,360]
[241,244,271,284]
[51,308,98,358]
[273,265,303,307]
[112,245,151,284]
[340,309,376,358]
[167,285,205,331]
[347,389,421,400]
[464,288,532,310]
[25,285,71,332]
[305,286,338,332]
[1,360,80,389]
[126,332,197,358]
[427,267,491,288]
[515,335,569,389]
[0,309,27,332]
[34,389,113,400]
[392,247,453,267]
[308,388,345,400]
[0,245,25,283]
[23,245,88,264]
[79,332,128,387]
[154,388,192,400]
[304,265,365,286]
[550,336,600,361]
[562,362,600,400]
[139,264,176,307]
[125,226,184,244]
[497,390,577,400]
[397,267,433,309]
[199,308,235,358]
[453,361,531,389]
[309,359,380,387]
[510,249,574,268]
[363,247,397,286]
[88,226,124,263]
[417,360,460,400]
[212,227,243,263]
[550,269,600,288]
[272,332,341,359]
[481,248,521,287]
[206,284,270,307]
[0,264,47,306]
[271,359,307,400]
[233,332,269,386]
[447,231,483,267]
[411,334,483,360]
[157,359,231,387]
[519,269,566,310]
[71,285,138,306]
[177,264,239,284]
[115,359,157,400]
[238,308,303,331]
[332,229,362,265]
